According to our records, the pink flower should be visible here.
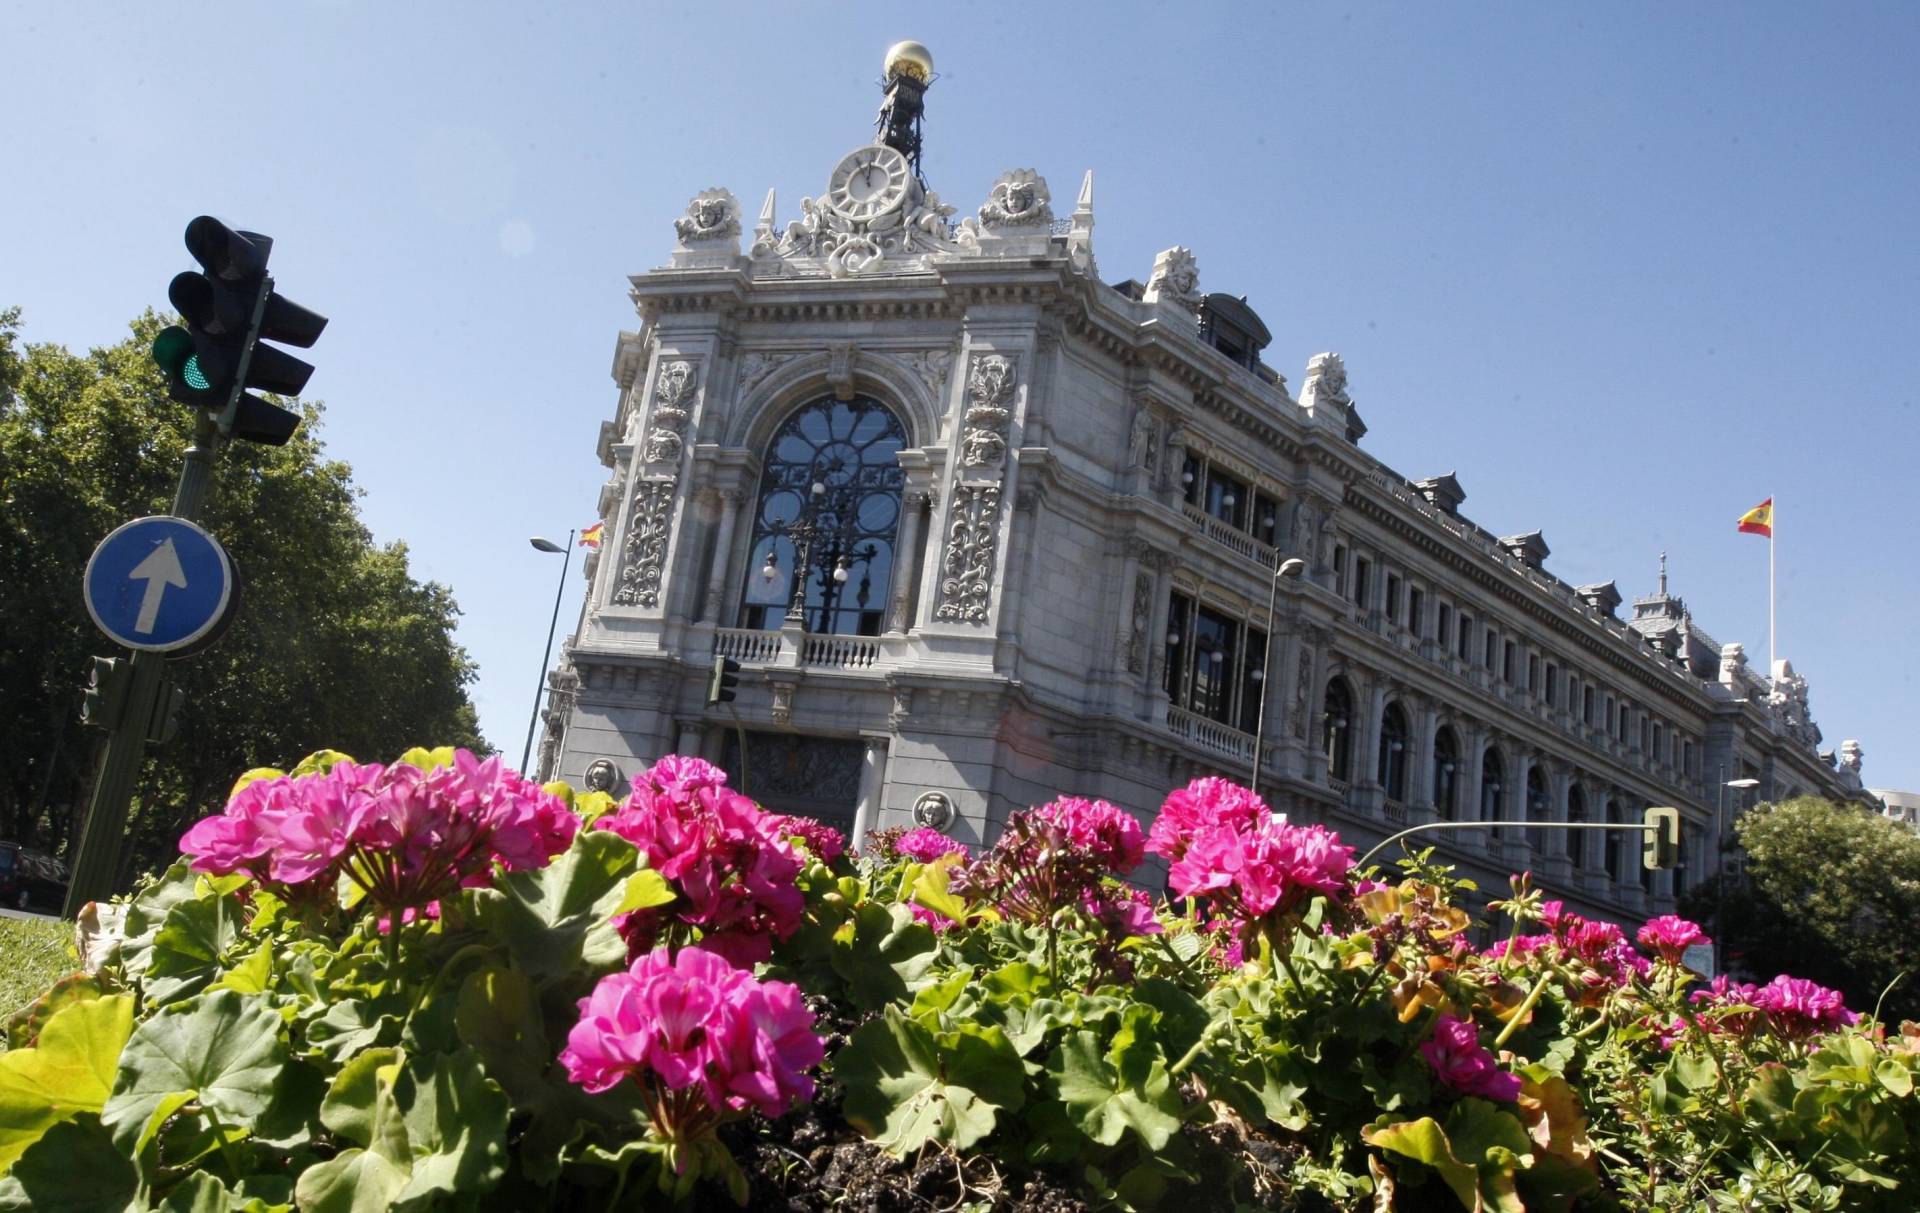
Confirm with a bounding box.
[895,827,970,865]
[595,757,804,960]
[1029,797,1145,874]
[767,815,847,864]
[1419,1013,1523,1102]
[1147,777,1273,866]
[1750,975,1858,1035]
[1167,817,1354,924]
[1637,915,1711,964]
[1082,885,1164,937]
[560,946,822,1123]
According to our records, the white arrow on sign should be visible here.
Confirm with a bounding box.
[128,538,188,634]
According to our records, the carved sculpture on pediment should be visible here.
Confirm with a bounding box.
[1143,247,1201,309]
[1719,642,1747,684]
[642,359,698,466]
[774,176,955,279]
[1162,426,1188,491]
[1292,643,1314,739]
[1126,406,1153,469]
[934,484,1001,622]
[612,479,676,608]
[673,188,741,244]
[769,682,794,727]
[960,354,1016,468]
[889,686,913,728]
[1301,353,1353,412]
[977,169,1053,228]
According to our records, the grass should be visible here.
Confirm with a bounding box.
[0,916,76,1041]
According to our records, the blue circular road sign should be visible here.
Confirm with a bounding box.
[83,516,235,652]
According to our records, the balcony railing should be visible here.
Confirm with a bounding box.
[713,627,786,664]
[801,634,882,669]
[1180,503,1277,567]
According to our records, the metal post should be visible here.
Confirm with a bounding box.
[65,412,224,917]
[1356,818,1665,873]
[520,530,576,773]
[1248,558,1305,800]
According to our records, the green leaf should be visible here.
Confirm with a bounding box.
[1363,1116,1479,1210]
[0,1117,138,1212]
[4,973,104,1052]
[102,990,288,1152]
[294,1146,410,1213]
[1443,1098,1533,1169]
[160,1171,238,1212]
[829,903,939,1011]
[390,1051,510,1206]
[907,858,971,924]
[468,830,640,980]
[208,942,274,996]
[145,895,245,1007]
[302,998,400,1065]
[609,868,675,917]
[908,967,975,1020]
[1047,1023,1183,1151]
[837,1006,1025,1154]
[0,992,133,1173]
[1670,1048,1720,1093]
[1876,1058,1915,1098]
[319,1047,402,1146]
[288,750,354,777]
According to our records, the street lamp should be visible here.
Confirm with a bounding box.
[1248,556,1308,800]
[1715,772,1762,975]
[520,532,574,774]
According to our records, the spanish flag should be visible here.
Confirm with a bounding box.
[579,522,604,549]
[1736,497,1773,538]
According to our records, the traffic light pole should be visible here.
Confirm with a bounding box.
[1355,818,1666,873]
[63,412,224,917]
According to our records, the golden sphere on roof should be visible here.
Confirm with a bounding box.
[884,41,934,84]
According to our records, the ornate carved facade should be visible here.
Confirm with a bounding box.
[546,46,1873,932]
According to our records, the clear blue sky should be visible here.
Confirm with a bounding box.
[6,3,1916,790]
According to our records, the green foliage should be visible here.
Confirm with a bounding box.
[0,916,73,1028]
[1684,797,1920,1022]
[0,307,483,880]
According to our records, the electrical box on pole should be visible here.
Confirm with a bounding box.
[707,658,742,706]
[1643,806,1681,871]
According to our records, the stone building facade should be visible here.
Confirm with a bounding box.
[539,56,1871,926]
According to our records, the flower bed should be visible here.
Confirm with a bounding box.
[1,747,1914,1211]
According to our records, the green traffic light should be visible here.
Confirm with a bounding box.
[151,326,194,376]
[182,356,210,390]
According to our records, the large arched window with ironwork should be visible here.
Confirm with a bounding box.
[738,396,908,635]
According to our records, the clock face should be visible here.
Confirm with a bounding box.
[827,145,911,220]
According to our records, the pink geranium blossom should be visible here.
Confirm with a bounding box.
[179,749,577,922]
[1147,777,1274,866]
[561,945,822,1145]
[895,827,971,865]
[1637,915,1711,964]
[1028,797,1145,874]
[1165,817,1354,924]
[1750,974,1858,1036]
[767,815,847,864]
[1419,1013,1523,1102]
[595,756,804,964]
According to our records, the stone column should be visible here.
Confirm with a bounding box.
[851,736,889,845]
[699,488,745,626]
[885,490,929,634]
[1542,765,1573,882]
[1113,540,1144,683]
[676,720,706,759]
[1142,554,1174,720]
[1460,727,1488,852]
[1354,677,1387,803]
[1410,700,1438,822]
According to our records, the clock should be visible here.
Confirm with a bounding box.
[827,145,911,221]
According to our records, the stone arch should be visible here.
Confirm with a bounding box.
[1480,745,1506,823]
[1322,675,1356,784]
[730,348,944,454]
[1432,723,1462,819]
[1377,700,1410,801]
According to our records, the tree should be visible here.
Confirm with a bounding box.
[1682,797,1920,1023]
[0,308,484,884]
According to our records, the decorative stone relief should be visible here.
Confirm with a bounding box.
[673,188,742,244]
[643,360,697,466]
[934,484,1002,623]
[769,683,794,726]
[737,351,800,396]
[960,354,1016,468]
[582,759,622,794]
[776,185,956,279]
[1142,246,1201,309]
[827,342,858,401]
[902,347,954,403]
[889,685,913,728]
[1126,406,1153,468]
[1719,642,1747,685]
[1124,570,1152,673]
[977,169,1052,228]
[912,791,955,831]
[1292,643,1314,739]
[1300,353,1353,412]
[612,479,676,608]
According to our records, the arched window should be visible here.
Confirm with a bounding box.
[739,396,907,635]
[1433,727,1460,819]
[1567,785,1589,868]
[1378,702,1409,801]
[1604,799,1623,881]
[1323,677,1355,783]
[1481,747,1505,823]
[1525,764,1549,853]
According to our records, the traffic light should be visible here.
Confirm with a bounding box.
[147,682,187,746]
[1642,806,1681,870]
[80,656,130,730]
[151,215,327,445]
[706,657,742,706]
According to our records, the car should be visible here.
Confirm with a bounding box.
[0,842,68,912]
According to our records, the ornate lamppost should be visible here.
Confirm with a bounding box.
[758,459,884,633]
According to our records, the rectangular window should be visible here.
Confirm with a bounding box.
[1503,641,1516,682]
[1334,545,1348,587]
[1163,592,1194,700]
[1583,686,1595,724]
[1485,627,1497,670]
[1527,654,1539,693]
[1354,558,1371,607]
[1204,469,1247,529]
[1240,626,1268,734]
[1437,602,1452,649]
[1191,604,1240,726]
[1181,458,1203,505]
[1545,664,1558,706]
[1409,588,1425,638]
[1458,614,1473,660]
[1386,574,1402,623]
[1253,492,1282,547]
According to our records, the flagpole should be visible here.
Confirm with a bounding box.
[1769,494,1776,677]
